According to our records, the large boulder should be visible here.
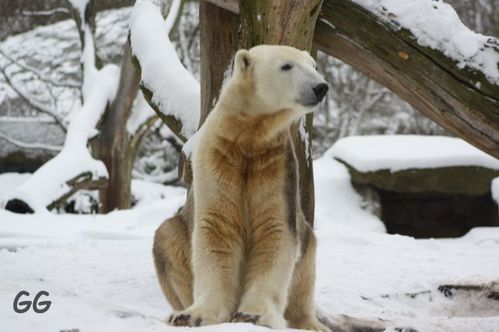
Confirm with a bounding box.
[330,135,499,238]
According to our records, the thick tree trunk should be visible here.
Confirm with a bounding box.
[206,0,499,158]
[199,1,239,126]
[96,43,140,213]
[239,0,323,51]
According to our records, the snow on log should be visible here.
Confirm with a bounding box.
[1,17,119,213]
[352,0,499,86]
[205,0,499,158]
[130,0,200,142]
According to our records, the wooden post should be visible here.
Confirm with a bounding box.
[199,1,239,125]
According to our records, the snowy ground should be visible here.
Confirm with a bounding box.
[1,151,499,332]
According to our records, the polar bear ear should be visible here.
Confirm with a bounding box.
[235,49,252,72]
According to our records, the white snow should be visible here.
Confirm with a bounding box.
[492,177,499,205]
[1,154,499,331]
[126,91,157,135]
[131,179,185,208]
[330,135,499,172]
[0,173,31,197]
[181,126,202,158]
[314,156,386,233]
[68,0,89,23]
[352,0,499,86]
[130,0,200,139]
[299,117,311,164]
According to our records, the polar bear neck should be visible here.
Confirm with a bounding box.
[211,81,298,145]
[209,108,295,150]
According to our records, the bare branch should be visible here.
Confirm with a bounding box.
[0,65,67,132]
[0,132,62,152]
[0,48,80,89]
[21,8,71,17]
[132,168,179,185]
[46,172,107,211]
[130,114,160,151]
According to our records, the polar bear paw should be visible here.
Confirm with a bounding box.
[230,310,287,329]
[167,307,230,327]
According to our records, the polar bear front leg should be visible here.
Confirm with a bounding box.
[233,221,298,329]
[168,194,244,327]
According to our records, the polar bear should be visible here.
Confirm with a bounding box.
[153,45,329,331]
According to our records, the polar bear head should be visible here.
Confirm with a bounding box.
[231,44,329,116]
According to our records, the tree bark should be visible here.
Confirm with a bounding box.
[199,1,239,126]
[96,42,140,213]
[205,0,499,159]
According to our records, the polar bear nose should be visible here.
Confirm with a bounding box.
[313,83,329,101]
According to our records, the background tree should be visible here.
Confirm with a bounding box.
[2,0,163,213]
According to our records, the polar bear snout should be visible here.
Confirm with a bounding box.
[299,81,329,107]
[313,83,329,101]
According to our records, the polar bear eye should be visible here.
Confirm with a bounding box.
[281,63,293,71]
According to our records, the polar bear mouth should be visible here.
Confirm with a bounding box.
[298,99,321,107]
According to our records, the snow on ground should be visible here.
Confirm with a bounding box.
[0,173,31,197]
[1,153,499,331]
[351,0,499,86]
[330,135,499,172]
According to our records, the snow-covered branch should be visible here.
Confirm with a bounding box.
[352,0,499,86]
[130,0,200,142]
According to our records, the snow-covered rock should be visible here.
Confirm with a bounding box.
[330,135,499,173]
